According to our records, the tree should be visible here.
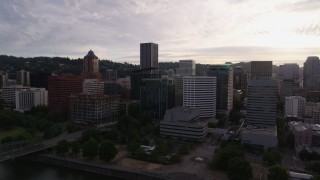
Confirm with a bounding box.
[99,140,118,162]
[287,131,295,149]
[71,141,81,156]
[299,148,311,161]
[1,136,14,144]
[306,161,320,174]
[267,166,288,180]
[211,144,245,170]
[82,138,99,158]
[81,128,101,142]
[227,157,253,180]
[263,149,282,166]
[56,140,69,155]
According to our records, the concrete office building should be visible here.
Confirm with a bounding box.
[16,70,30,86]
[70,93,119,125]
[15,88,48,112]
[140,78,175,121]
[279,79,300,100]
[305,102,320,117]
[176,60,196,76]
[233,66,248,91]
[278,63,299,81]
[140,42,158,73]
[160,107,208,141]
[285,96,306,119]
[251,61,272,79]
[83,79,104,95]
[2,85,29,106]
[81,50,101,79]
[116,76,131,90]
[304,56,320,91]
[246,79,277,128]
[241,126,278,150]
[106,69,117,82]
[0,71,9,88]
[183,76,216,118]
[207,64,233,115]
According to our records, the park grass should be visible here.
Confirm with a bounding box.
[0,127,27,140]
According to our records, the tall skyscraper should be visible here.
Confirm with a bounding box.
[176,60,196,76]
[140,42,158,72]
[82,50,101,79]
[246,79,277,128]
[0,71,9,88]
[48,74,83,119]
[183,76,217,118]
[285,96,305,119]
[140,78,175,120]
[278,63,299,81]
[207,64,233,115]
[16,70,30,86]
[303,56,320,91]
[173,76,183,107]
[251,61,272,79]
[233,66,248,91]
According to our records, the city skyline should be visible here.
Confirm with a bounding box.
[0,0,319,65]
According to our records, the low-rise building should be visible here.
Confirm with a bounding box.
[241,125,278,150]
[2,85,29,106]
[15,88,48,112]
[160,107,208,141]
[289,122,320,147]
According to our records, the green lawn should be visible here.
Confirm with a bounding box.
[0,127,27,140]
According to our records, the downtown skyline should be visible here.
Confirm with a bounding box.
[0,0,319,65]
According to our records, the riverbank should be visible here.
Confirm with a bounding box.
[24,154,168,180]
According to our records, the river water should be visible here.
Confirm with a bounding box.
[0,160,116,180]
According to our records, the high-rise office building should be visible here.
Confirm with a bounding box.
[303,56,320,91]
[207,64,233,115]
[285,96,305,119]
[176,60,196,76]
[251,61,272,79]
[173,76,183,107]
[83,79,104,95]
[183,76,217,118]
[70,93,119,125]
[278,63,299,81]
[140,78,175,121]
[48,74,83,118]
[15,88,48,112]
[2,85,29,106]
[81,50,101,79]
[16,70,30,86]
[233,66,248,91]
[246,79,277,128]
[0,71,9,88]
[30,72,50,89]
[106,69,117,82]
[140,42,158,72]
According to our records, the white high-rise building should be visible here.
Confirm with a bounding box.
[246,79,277,128]
[176,60,196,76]
[183,76,216,118]
[15,88,48,112]
[83,79,104,95]
[285,96,305,119]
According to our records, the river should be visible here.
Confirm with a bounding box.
[0,160,118,180]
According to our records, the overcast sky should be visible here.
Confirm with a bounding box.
[0,0,319,65]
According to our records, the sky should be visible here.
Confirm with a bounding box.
[0,0,319,65]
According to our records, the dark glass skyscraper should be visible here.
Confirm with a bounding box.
[303,56,320,91]
[140,42,158,73]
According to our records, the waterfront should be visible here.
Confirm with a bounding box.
[0,160,114,180]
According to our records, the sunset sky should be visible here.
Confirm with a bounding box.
[0,0,319,65]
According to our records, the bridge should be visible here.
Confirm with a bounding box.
[0,121,117,162]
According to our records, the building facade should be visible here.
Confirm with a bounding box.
[246,79,277,128]
[70,93,119,125]
[183,76,216,118]
[173,76,183,107]
[83,79,104,95]
[279,79,300,100]
[160,107,208,141]
[16,70,30,86]
[48,74,83,118]
[233,66,248,91]
[81,50,101,79]
[140,78,175,121]
[140,42,158,72]
[2,85,29,106]
[278,63,299,81]
[251,61,272,79]
[207,64,233,115]
[303,56,320,91]
[285,96,306,119]
[0,71,9,88]
[106,69,117,82]
[176,60,196,76]
[15,88,48,112]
